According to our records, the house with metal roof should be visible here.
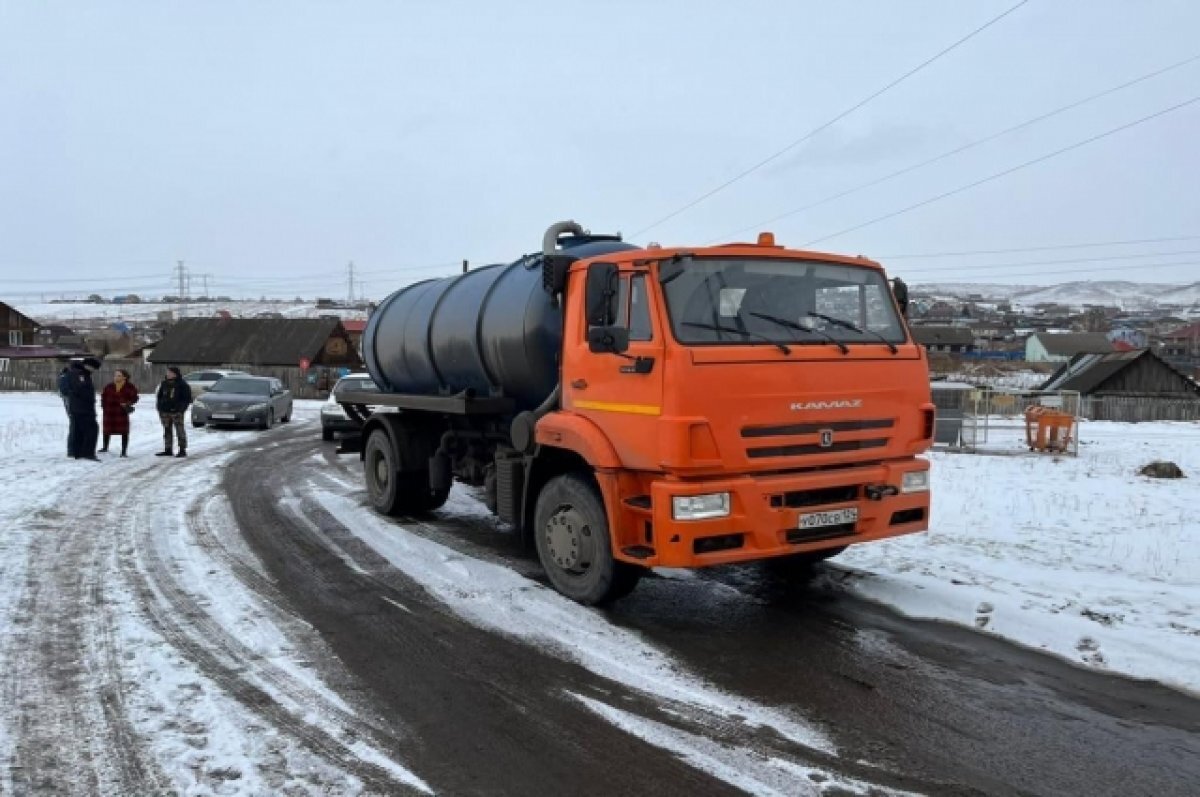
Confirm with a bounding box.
[1040,349,1200,421]
[1025,332,1112,363]
[910,325,976,353]
[148,318,362,370]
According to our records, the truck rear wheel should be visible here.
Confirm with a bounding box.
[534,473,642,605]
[364,427,450,517]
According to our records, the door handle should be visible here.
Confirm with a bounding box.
[571,379,588,390]
[619,357,655,375]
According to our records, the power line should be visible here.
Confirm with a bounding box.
[629,0,1031,238]
[712,53,1200,243]
[803,94,1200,246]
[879,234,1200,259]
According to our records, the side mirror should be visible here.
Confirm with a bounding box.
[588,326,630,355]
[891,277,909,318]
[585,262,619,326]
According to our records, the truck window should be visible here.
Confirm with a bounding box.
[602,274,654,342]
[628,275,653,341]
[661,258,905,346]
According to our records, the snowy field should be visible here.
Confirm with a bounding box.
[837,420,1200,693]
[12,300,370,325]
[2,393,1196,704]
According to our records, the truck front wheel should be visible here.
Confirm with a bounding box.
[534,473,642,605]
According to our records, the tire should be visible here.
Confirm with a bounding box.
[192,421,205,429]
[322,427,334,442]
[363,426,449,517]
[281,404,292,423]
[534,473,642,605]
[260,409,274,431]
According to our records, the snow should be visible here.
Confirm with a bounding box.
[13,300,369,325]
[835,420,1200,694]
[0,395,429,795]
[913,280,1200,310]
[2,391,1198,793]
[568,694,908,797]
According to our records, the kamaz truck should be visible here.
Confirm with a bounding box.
[339,221,934,604]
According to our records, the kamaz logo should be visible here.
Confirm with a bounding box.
[789,399,863,411]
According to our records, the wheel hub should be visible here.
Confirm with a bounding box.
[373,454,389,488]
[545,507,592,573]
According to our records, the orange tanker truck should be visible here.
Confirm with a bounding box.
[339,221,934,604]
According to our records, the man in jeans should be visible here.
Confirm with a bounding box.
[155,366,193,458]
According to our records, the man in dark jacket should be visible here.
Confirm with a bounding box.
[156,366,193,458]
[66,357,102,461]
[58,364,74,457]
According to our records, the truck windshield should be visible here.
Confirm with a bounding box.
[659,258,906,347]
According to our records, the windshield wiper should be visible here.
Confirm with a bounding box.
[682,321,791,354]
[747,311,848,355]
[805,311,898,354]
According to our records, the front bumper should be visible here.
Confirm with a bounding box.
[616,459,930,568]
[192,406,269,427]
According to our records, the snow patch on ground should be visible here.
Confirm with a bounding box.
[569,693,908,796]
[836,421,1200,693]
[311,490,836,755]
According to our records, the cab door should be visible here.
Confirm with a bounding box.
[564,264,664,471]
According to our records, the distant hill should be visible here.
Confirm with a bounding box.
[914,281,1200,310]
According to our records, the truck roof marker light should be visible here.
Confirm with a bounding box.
[756,232,776,246]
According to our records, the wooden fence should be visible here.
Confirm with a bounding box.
[1085,395,1200,423]
[0,359,343,400]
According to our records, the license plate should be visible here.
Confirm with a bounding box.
[798,507,858,529]
[211,413,236,420]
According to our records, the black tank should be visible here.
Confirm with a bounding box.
[363,237,635,412]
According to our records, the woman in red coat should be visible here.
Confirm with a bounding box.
[100,369,139,456]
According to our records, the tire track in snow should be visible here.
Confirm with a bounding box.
[237,435,931,795]
[3,461,170,796]
[112,440,433,794]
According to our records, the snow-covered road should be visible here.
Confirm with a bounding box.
[0,392,1197,796]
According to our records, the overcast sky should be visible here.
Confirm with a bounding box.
[1,0,1198,299]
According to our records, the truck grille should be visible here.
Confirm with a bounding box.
[742,418,893,460]
[770,485,858,508]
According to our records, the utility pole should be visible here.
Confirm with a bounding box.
[347,261,356,305]
[201,273,210,299]
[462,259,469,274]
[174,260,190,317]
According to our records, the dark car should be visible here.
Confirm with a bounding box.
[191,375,293,430]
[321,373,378,441]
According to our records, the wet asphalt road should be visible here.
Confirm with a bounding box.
[227,429,1200,796]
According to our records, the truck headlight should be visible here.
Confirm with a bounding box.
[193,399,207,409]
[672,493,730,520]
[901,470,930,493]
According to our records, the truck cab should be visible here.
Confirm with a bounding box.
[530,234,933,600]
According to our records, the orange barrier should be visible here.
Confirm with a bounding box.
[1024,406,1075,452]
